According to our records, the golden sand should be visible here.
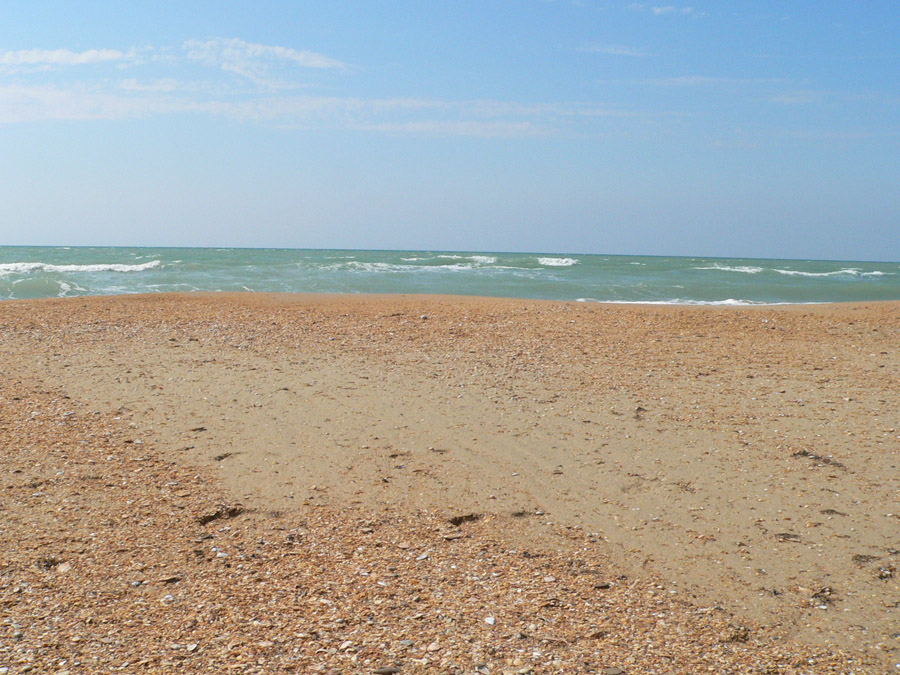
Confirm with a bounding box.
[2,293,898,673]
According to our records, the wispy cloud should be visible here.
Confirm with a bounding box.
[120,78,182,93]
[581,43,652,57]
[0,80,633,137]
[0,38,639,137]
[652,6,694,15]
[626,3,702,17]
[641,75,785,87]
[354,121,544,138]
[0,48,135,73]
[770,89,825,105]
[183,37,345,87]
[0,84,184,123]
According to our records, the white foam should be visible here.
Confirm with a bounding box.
[695,264,764,274]
[0,260,161,275]
[775,268,852,277]
[0,262,43,275]
[340,260,505,274]
[773,267,893,278]
[435,254,497,264]
[538,257,579,267]
[340,262,401,272]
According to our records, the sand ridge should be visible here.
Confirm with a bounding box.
[2,293,899,671]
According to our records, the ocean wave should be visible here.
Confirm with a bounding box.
[538,257,579,267]
[333,260,509,274]
[336,261,464,273]
[695,264,764,274]
[0,260,162,276]
[3,276,89,299]
[773,268,893,278]
[340,262,406,273]
[436,254,497,264]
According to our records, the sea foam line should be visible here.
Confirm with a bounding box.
[773,268,893,278]
[576,298,788,306]
[330,260,516,273]
[435,254,498,264]
[695,264,894,278]
[0,260,162,275]
[694,264,764,274]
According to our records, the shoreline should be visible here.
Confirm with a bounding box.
[5,289,900,308]
[3,293,898,671]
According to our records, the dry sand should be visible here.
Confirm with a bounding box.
[1,293,898,673]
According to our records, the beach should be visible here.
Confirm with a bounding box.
[2,293,898,673]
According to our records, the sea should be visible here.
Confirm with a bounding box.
[1,246,899,305]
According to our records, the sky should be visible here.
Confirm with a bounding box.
[0,1,898,260]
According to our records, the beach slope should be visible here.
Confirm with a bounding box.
[2,293,898,672]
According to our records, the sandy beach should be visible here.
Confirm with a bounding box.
[2,293,898,673]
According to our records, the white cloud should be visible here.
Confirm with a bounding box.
[0,84,183,123]
[581,43,651,57]
[628,4,700,17]
[0,48,133,73]
[652,6,696,15]
[0,38,635,137]
[642,76,784,87]
[183,38,345,86]
[120,78,181,93]
[0,81,629,137]
[353,121,544,138]
[770,89,825,105]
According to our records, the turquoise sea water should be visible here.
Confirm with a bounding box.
[1,246,899,304]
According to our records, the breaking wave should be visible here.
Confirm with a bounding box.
[0,260,162,276]
[695,264,764,274]
[773,268,893,278]
[538,257,579,267]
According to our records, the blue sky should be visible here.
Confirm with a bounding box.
[1,1,898,260]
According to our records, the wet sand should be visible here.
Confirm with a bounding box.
[2,293,898,672]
